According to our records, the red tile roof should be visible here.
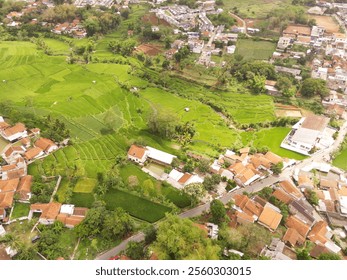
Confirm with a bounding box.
[127,145,147,160]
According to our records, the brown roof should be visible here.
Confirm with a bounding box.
[20,137,30,146]
[0,192,15,208]
[320,179,337,189]
[65,215,84,226]
[301,115,329,132]
[283,25,311,36]
[239,147,250,154]
[278,180,303,199]
[35,138,56,152]
[282,228,305,247]
[234,194,249,209]
[0,178,20,192]
[4,146,24,158]
[258,206,282,231]
[286,215,311,238]
[178,173,192,184]
[16,175,32,200]
[73,207,88,216]
[6,168,25,179]
[273,189,293,204]
[3,123,26,137]
[310,244,330,259]
[0,121,10,130]
[265,80,277,86]
[24,147,43,160]
[297,35,311,43]
[235,211,254,223]
[1,164,16,172]
[327,104,345,116]
[308,221,328,244]
[30,202,62,220]
[243,200,263,217]
[250,154,272,169]
[298,175,314,188]
[264,152,283,165]
[127,145,147,160]
[338,187,347,196]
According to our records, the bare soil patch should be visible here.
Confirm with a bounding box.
[309,15,340,34]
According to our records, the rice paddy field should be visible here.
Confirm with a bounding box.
[0,38,280,222]
[333,147,347,171]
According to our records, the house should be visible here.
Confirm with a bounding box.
[289,200,316,225]
[2,146,25,161]
[56,204,88,228]
[325,104,346,119]
[307,221,341,253]
[283,215,311,247]
[283,25,311,38]
[229,162,260,186]
[16,175,32,201]
[226,45,236,54]
[281,115,331,155]
[265,80,280,96]
[206,223,219,239]
[168,169,203,188]
[309,244,330,259]
[273,189,293,204]
[24,147,44,161]
[258,205,282,232]
[235,211,254,225]
[275,66,301,77]
[0,179,19,210]
[127,145,148,164]
[35,138,58,154]
[233,194,264,221]
[146,146,176,165]
[260,238,292,260]
[1,123,27,142]
[277,37,292,50]
[278,180,304,200]
[298,174,314,190]
[29,202,62,225]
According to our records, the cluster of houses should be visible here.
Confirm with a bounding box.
[0,116,58,223]
[150,2,241,67]
[29,202,88,228]
[3,1,43,28]
[281,114,336,155]
[52,19,87,39]
[210,147,295,187]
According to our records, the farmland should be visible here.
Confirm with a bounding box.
[224,0,292,18]
[0,38,281,222]
[235,39,276,61]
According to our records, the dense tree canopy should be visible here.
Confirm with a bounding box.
[301,78,329,99]
[153,214,220,260]
[210,199,226,225]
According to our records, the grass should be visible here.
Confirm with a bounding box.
[223,0,292,18]
[73,178,97,193]
[71,192,95,208]
[11,203,30,219]
[241,127,307,160]
[333,148,347,170]
[235,39,276,60]
[161,185,191,208]
[104,188,171,223]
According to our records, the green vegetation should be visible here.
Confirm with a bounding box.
[333,148,347,170]
[235,39,276,61]
[11,203,30,220]
[73,178,97,193]
[104,189,171,223]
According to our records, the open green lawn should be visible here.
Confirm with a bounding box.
[73,178,97,193]
[241,127,306,160]
[223,0,292,18]
[235,39,276,60]
[333,147,347,170]
[161,185,191,208]
[11,203,30,219]
[104,189,171,223]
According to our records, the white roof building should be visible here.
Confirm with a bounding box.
[146,146,176,165]
[60,204,75,215]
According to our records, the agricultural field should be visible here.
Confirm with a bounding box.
[224,0,292,18]
[235,39,276,61]
[241,127,306,160]
[333,148,347,171]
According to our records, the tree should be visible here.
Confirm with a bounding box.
[203,174,221,191]
[318,252,341,260]
[301,78,329,99]
[198,159,210,173]
[183,183,206,206]
[270,162,283,175]
[210,199,226,225]
[306,190,319,206]
[247,74,266,94]
[147,110,179,139]
[102,208,134,240]
[126,241,147,260]
[296,249,311,260]
[153,214,220,260]
[144,225,157,245]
